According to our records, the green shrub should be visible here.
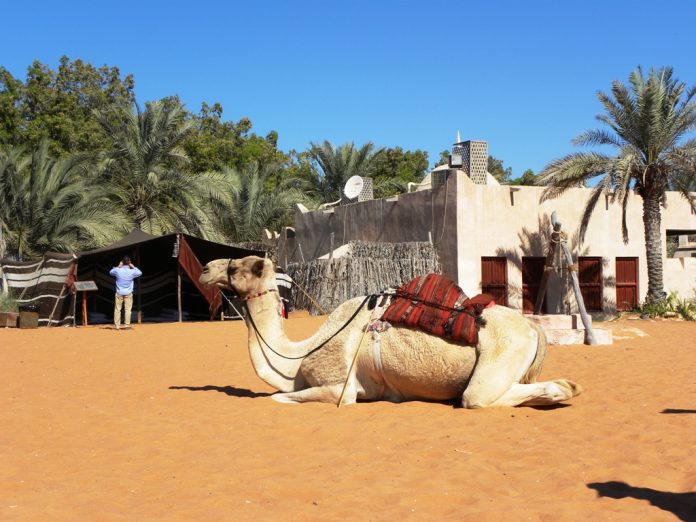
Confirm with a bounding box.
[638,299,669,318]
[0,292,18,313]
[637,290,696,320]
[675,299,696,321]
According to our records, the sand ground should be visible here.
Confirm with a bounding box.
[1,314,695,521]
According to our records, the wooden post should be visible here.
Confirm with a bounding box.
[177,265,182,323]
[559,241,597,345]
[136,246,142,324]
[550,212,597,345]
[72,284,77,328]
[82,292,88,326]
[73,260,78,327]
[533,220,561,315]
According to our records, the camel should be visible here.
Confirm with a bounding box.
[199,256,583,408]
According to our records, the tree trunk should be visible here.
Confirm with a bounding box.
[642,194,665,303]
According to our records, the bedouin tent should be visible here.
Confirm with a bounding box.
[0,252,76,326]
[0,230,263,326]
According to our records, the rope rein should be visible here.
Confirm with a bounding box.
[224,258,375,361]
[223,259,485,364]
[244,294,373,360]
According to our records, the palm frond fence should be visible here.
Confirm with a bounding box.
[232,241,278,263]
[287,241,440,315]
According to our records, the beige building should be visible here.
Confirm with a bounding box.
[283,140,696,315]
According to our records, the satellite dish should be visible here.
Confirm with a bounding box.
[343,176,364,199]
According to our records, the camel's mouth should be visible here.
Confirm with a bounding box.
[198,268,219,289]
[198,272,232,291]
[199,258,239,292]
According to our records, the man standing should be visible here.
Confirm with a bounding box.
[109,256,142,330]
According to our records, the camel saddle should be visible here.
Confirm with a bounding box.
[381,274,495,345]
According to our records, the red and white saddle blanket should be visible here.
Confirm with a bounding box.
[380,274,495,345]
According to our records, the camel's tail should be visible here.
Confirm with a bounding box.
[520,321,548,384]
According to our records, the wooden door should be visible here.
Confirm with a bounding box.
[481,257,508,306]
[578,257,602,312]
[522,257,547,313]
[615,257,638,311]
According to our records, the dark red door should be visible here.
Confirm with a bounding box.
[481,257,508,307]
[522,257,547,313]
[578,257,602,312]
[615,257,638,311]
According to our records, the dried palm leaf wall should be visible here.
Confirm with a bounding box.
[231,242,277,264]
[287,241,440,315]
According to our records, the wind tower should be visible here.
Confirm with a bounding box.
[449,133,488,185]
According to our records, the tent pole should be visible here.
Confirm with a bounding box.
[72,261,78,327]
[136,245,142,324]
[175,233,182,323]
[177,264,182,323]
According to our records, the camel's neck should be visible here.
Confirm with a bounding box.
[244,294,330,392]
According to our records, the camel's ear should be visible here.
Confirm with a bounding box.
[251,259,265,278]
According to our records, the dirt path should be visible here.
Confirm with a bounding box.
[1,316,695,520]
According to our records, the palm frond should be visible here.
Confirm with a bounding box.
[538,152,613,201]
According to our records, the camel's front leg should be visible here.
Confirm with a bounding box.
[462,318,539,408]
[484,379,583,407]
[272,383,356,405]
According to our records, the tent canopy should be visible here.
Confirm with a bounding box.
[1,230,264,325]
[77,230,264,324]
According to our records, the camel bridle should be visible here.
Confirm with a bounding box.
[224,258,374,361]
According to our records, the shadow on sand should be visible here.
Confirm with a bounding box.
[169,385,272,398]
[530,403,572,411]
[661,408,696,414]
[587,481,696,521]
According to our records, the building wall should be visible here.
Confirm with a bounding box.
[291,169,696,312]
[664,257,696,297]
[291,174,459,280]
[455,172,696,311]
[675,234,696,258]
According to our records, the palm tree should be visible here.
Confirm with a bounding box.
[0,141,129,259]
[96,99,227,238]
[214,162,306,243]
[537,67,696,303]
[306,141,387,202]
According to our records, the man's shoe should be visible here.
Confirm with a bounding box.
[114,324,120,330]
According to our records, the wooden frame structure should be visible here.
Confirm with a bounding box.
[534,212,597,345]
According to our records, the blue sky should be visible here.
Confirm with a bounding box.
[2,0,695,175]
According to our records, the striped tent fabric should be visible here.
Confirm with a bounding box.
[0,253,76,326]
[0,231,264,326]
[275,268,293,317]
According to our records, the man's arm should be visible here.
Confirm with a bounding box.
[110,261,124,277]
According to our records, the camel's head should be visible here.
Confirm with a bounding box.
[199,255,276,298]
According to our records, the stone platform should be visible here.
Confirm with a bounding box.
[525,314,613,345]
